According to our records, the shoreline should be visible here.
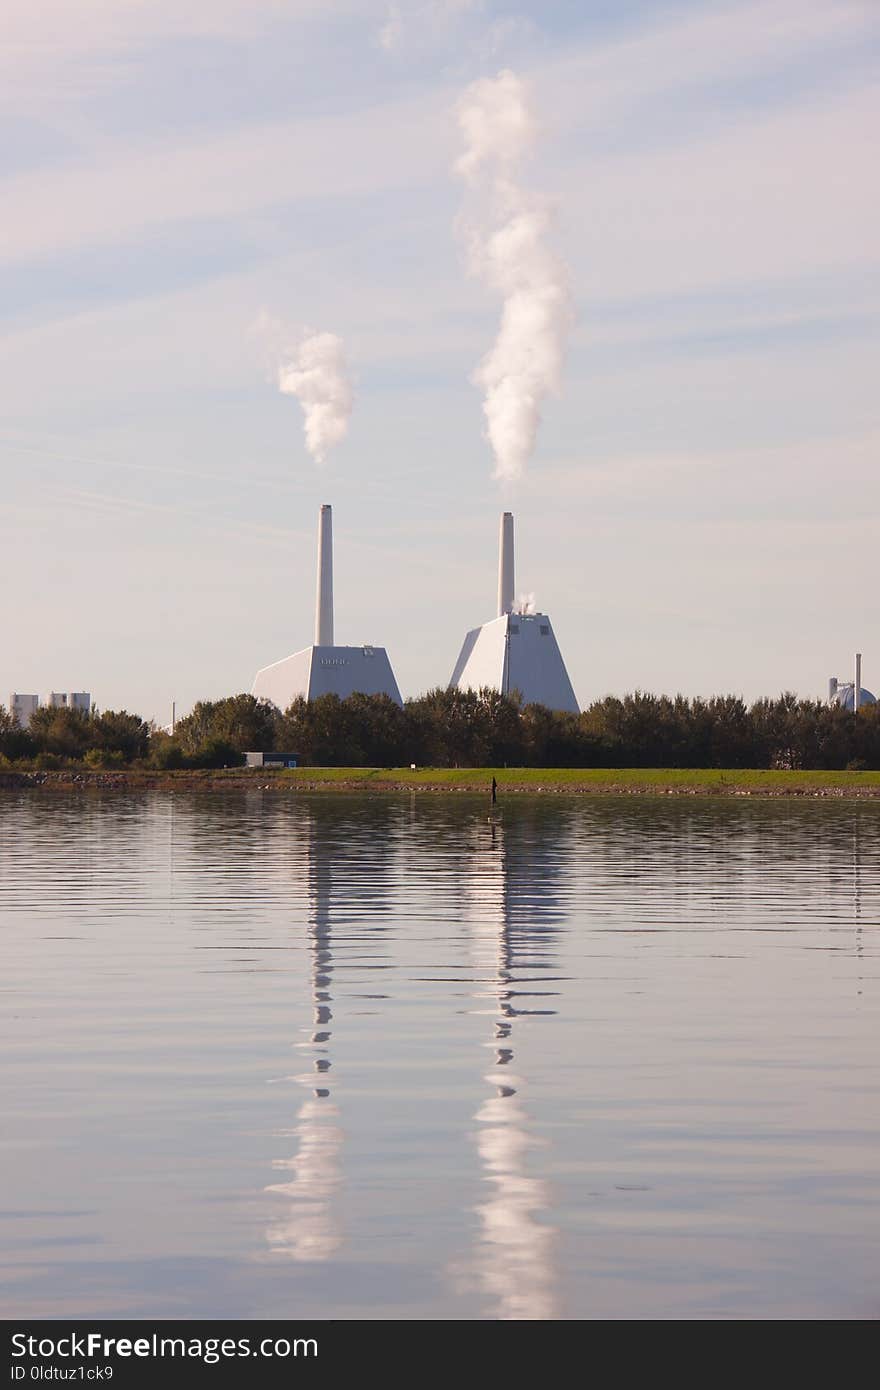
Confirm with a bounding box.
[3,767,880,797]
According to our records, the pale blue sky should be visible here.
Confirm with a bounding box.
[2,0,878,722]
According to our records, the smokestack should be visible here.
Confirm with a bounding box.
[497,511,515,617]
[314,504,334,647]
[855,653,862,712]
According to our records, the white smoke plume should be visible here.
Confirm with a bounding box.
[278,331,353,466]
[455,70,572,483]
[252,313,353,466]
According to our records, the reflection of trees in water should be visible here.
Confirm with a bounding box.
[263,799,397,1262]
[562,800,880,951]
[852,816,864,988]
[459,806,567,1320]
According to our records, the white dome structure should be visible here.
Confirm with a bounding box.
[830,683,876,711]
[828,657,875,711]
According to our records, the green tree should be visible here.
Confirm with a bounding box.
[93,710,150,762]
[147,729,186,769]
[344,693,409,766]
[0,708,36,761]
[175,695,277,760]
[475,688,523,765]
[750,693,802,769]
[279,694,365,765]
[406,688,491,766]
[195,737,242,769]
[204,694,278,752]
[29,706,93,760]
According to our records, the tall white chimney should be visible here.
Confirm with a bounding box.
[314,504,334,647]
[497,511,515,617]
[854,653,862,712]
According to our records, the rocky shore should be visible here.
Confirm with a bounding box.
[2,768,880,797]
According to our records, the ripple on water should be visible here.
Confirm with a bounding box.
[1,791,878,1319]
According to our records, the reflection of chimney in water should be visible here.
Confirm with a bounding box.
[458,814,558,1319]
[264,813,343,1262]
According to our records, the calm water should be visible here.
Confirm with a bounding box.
[1,791,878,1321]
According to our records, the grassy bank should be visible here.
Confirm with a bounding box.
[3,766,880,796]
[284,766,880,794]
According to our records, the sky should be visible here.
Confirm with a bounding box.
[1,0,878,723]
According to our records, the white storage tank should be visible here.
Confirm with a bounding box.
[8,693,39,728]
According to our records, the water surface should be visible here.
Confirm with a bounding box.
[2,791,878,1319]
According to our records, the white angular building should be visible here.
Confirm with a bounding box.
[252,504,403,709]
[449,512,579,714]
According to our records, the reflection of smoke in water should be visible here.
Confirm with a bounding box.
[265,1094,343,1262]
[456,814,559,1319]
[474,1087,556,1320]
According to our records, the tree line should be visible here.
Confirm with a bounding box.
[0,705,150,768]
[2,689,879,771]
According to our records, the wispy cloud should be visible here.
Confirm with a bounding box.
[3,0,875,300]
[378,0,482,54]
[528,431,880,520]
[0,1,363,104]
[1,0,878,712]
[0,89,452,267]
[557,0,877,103]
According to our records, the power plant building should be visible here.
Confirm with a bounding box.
[47,692,91,714]
[8,694,39,728]
[252,504,403,709]
[7,692,91,726]
[449,512,579,713]
[829,654,875,711]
